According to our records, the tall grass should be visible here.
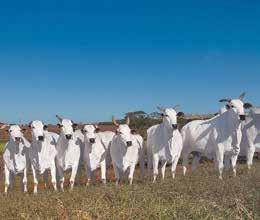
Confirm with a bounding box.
[0,161,260,219]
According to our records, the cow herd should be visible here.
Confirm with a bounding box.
[1,93,259,194]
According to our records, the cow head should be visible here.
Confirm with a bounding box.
[7,125,25,144]
[29,120,48,142]
[56,115,78,140]
[219,92,253,121]
[112,116,133,147]
[157,106,184,130]
[81,124,100,145]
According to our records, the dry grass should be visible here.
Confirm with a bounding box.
[0,161,260,219]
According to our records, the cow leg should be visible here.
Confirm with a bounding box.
[70,163,79,190]
[171,155,180,179]
[147,151,153,179]
[191,152,201,172]
[57,167,65,192]
[247,143,255,170]
[101,161,107,185]
[4,165,10,194]
[85,164,92,186]
[23,167,28,193]
[112,161,120,186]
[128,164,136,185]
[139,148,145,181]
[216,146,224,180]
[182,152,189,176]
[161,160,167,181]
[152,156,159,183]
[230,155,239,177]
[50,165,57,191]
[43,170,49,189]
[31,165,38,194]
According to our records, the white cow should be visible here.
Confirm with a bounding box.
[55,115,84,191]
[110,117,145,185]
[240,107,260,169]
[3,125,30,193]
[29,120,59,193]
[182,96,252,179]
[147,107,184,182]
[81,124,114,185]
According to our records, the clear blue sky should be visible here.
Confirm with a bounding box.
[0,0,259,124]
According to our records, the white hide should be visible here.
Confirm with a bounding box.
[110,124,144,185]
[29,120,58,193]
[82,124,114,184]
[3,125,30,193]
[56,118,84,190]
[182,99,247,179]
[147,108,183,182]
[240,107,260,169]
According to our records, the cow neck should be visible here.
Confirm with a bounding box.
[161,123,174,140]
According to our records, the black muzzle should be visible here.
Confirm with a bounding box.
[65,134,72,140]
[240,115,246,121]
[126,141,132,147]
[172,124,178,130]
[89,138,96,144]
[15,137,22,143]
[38,136,44,141]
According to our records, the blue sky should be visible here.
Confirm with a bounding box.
[0,0,259,124]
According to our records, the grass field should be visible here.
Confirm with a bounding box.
[0,161,260,219]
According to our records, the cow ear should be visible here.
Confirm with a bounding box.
[226,104,231,110]
[244,103,253,109]
[177,112,184,117]
[131,129,137,134]
[72,123,78,132]
[57,124,62,128]
[95,128,100,133]
[43,125,48,131]
[81,128,85,134]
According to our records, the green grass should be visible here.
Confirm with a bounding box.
[0,161,260,219]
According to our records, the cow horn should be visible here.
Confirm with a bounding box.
[112,116,119,127]
[173,105,180,110]
[219,98,231,103]
[56,115,63,122]
[125,116,130,125]
[238,92,246,100]
[157,106,165,112]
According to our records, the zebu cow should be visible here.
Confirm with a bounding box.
[29,120,59,193]
[110,117,145,185]
[147,107,184,182]
[3,125,30,193]
[239,107,260,169]
[55,115,83,191]
[81,124,114,185]
[182,95,252,179]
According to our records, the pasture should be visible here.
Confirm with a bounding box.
[0,158,260,219]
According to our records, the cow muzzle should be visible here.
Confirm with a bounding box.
[172,124,178,130]
[240,115,246,121]
[89,138,95,144]
[38,136,44,141]
[126,141,132,147]
[15,137,22,143]
[65,134,72,140]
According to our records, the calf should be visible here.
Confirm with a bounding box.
[81,124,114,185]
[29,120,59,193]
[55,115,83,191]
[147,107,184,182]
[110,117,144,185]
[3,125,30,193]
